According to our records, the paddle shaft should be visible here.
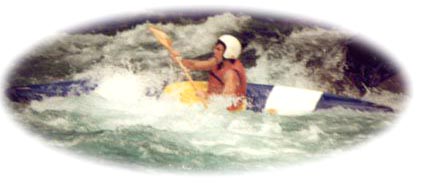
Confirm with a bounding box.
[148,25,207,107]
[166,48,199,91]
[169,48,208,107]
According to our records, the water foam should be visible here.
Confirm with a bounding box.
[10,13,400,170]
[247,27,349,91]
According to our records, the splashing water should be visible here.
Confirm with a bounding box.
[12,69,396,171]
[8,13,402,172]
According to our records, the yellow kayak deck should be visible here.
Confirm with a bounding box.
[163,81,208,105]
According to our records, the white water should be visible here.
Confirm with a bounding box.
[19,67,394,171]
[11,13,400,171]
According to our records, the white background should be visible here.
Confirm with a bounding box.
[0,0,420,185]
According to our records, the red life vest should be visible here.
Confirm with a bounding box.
[207,60,247,111]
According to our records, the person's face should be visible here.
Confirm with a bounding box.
[213,43,225,62]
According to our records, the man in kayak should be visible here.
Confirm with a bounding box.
[169,35,247,111]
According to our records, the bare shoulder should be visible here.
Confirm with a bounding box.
[223,69,240,81]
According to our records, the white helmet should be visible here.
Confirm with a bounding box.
[218,35,242,59]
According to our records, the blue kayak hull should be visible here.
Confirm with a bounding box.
[6,80,393,113]
[6,80,97,103]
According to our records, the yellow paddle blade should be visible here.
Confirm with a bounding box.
[148,25,173,49]
[163,81,208,105]
[148,25,207,108]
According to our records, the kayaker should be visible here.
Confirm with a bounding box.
[169,35,247,111]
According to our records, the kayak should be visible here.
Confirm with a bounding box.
[6,80,393,115]
[163,81,393,115]
[6,80,97,103]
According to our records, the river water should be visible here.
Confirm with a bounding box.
[6,12,405,172]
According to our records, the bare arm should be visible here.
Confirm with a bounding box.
[222,70,240,96]
[170,51,218,71]
[180,57,218,71]
[195,70,240,102]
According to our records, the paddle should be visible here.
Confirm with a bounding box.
[148,25,207,107]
